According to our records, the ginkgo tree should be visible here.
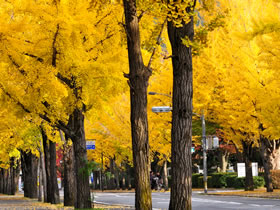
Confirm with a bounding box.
[0,0,126,207]
[192,0,280,192]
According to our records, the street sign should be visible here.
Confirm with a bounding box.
[86,141,95,150]
[191,147,195,153]
[213,136,219,148]
[152,106,172,113]
[237,163,246,177]
[252,162,258,176]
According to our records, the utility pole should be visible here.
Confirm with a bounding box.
[201,112,207,194]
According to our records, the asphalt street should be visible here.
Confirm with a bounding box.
[94,192,280,210]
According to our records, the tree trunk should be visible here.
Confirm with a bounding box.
[109,158,116,190]
[269,140,280,170]
[163,159,169,190]
[63,137,76,206]
[219,150,229,173]
[70,108,91,208]
[3,169,8,194]
[21,151,38,198]
[41,126,52,203]
[38,157,42,201]
[126,164,132,190]
[59,130,76,206]
[6,169,11,195]
[12,159,20,195]
[167,1,195,209]
[259,137,280,192]
[115,164,120,190]
[0,169,3,193]
[49,141,60,204]
[41,126,60,204]
[39,145,48,203]
[94,171,98,190]
[99,168,103,191]
[8,164,13,195]
[121,170,126,190]
[242,141,254,191]
[123,0,152,209]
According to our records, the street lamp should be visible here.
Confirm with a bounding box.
[149,91,208,194]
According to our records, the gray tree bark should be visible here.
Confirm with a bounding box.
[167,1,195,209]
[123,0,152,209]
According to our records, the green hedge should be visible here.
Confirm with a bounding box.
[191,172,264,189]
[210,172,237,188]
[253,176,265,188]
[192,174,201,188]
[198,176,213,188]
[225,175,237,188]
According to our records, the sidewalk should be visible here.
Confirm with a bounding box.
[0,194,73,210]
[206,188,280,199]
[0,193,128,209]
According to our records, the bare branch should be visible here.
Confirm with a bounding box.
[147,18,168,70]
[163,55,174,59]
[123,72,130,78]
[138,10,146,22]
[52,24,60,67]
[87,33,115,52]
[56,72,74,88]
[95,11,112,27]
[8,55,27,76]
[24,53,44,63]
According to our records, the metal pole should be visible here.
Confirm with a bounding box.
[202,112,207,194]
[101,151,104,191]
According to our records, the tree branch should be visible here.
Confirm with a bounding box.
[138,10,146,22]
[24,53,44,63]
[56,72,74,88]
[0,84,31,114]
[95,11,112,27]
[147,18,168,70]
[8,55,27,76]
[52,24,60,67]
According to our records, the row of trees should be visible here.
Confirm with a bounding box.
[0,0,208,209]
[91,0,280,203]
[1,0,279,209]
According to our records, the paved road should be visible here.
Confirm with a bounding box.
[94,192,280,210]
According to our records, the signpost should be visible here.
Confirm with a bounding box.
[238,162,258,177]
[252,162,258,177]
[237,163,246,177]
[86,141,95,150]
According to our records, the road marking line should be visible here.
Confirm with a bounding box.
[249,204,261,207]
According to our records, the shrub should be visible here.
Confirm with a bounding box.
[234,177,245,189]
[210,172,236,188]
[210,173,225,188]
[198,176,204,188]
[253,176,265,188]
[168,176,171,188]
[271,170,280,189]
[197,176,212,188]
[207,176,213,188]
[192,174,202,188]
[225,175,237,188]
